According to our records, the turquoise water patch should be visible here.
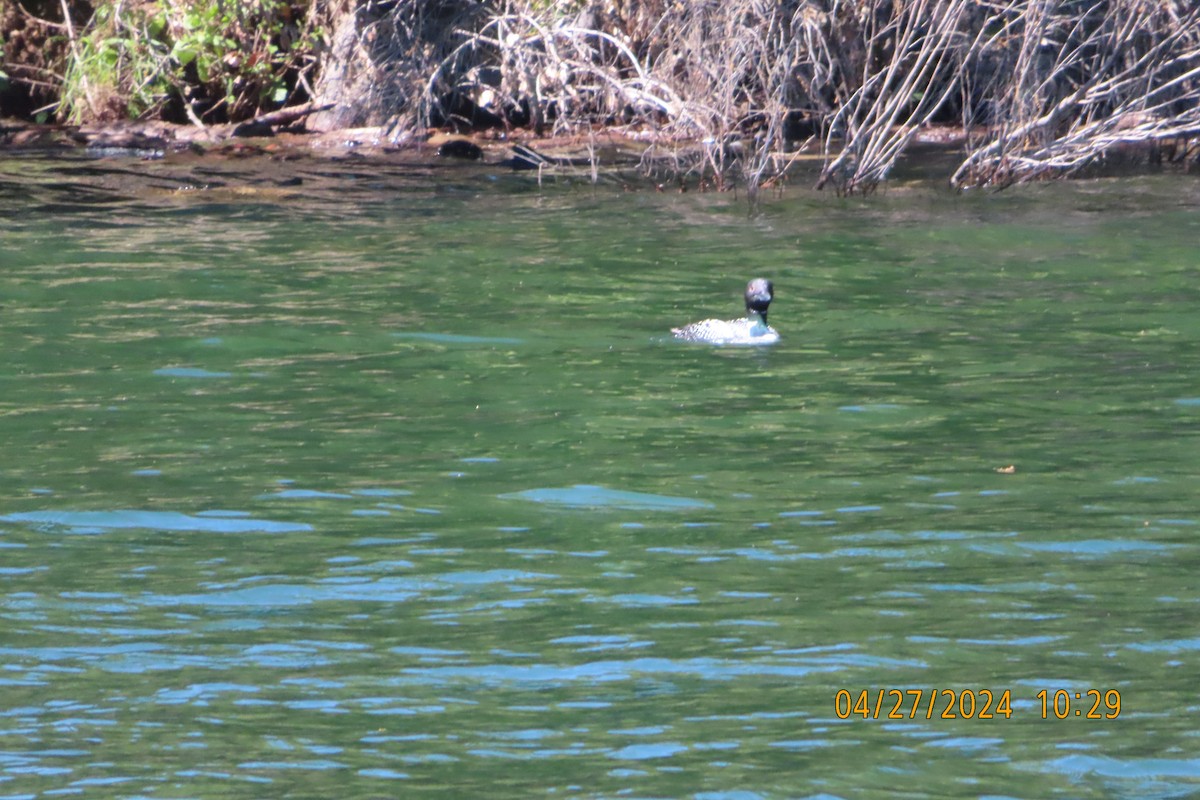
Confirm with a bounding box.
[1127,637,1200,653]
[1,510,310,534]
[392,332,524,345]
[138,570,554,609]
[258,489,355,500]
[358,768,410,779]
[398,657,838,686]
[140,580,426,608]
[1017,539,1177,556]
[153,367,234,379]
[609,742,688,760]
[499,485,713,511]
[1038,754,1200,790]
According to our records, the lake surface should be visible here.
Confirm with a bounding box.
[2,150,1199,799]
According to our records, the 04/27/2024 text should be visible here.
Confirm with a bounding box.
[834,689,1122,720]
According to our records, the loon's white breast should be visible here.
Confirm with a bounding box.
[671,316,779,345]
[672,278,780,346]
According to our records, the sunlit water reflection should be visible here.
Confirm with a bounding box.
[1,151,1199,798]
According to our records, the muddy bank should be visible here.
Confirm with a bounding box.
[4,110,1185,199]
[0,114,814,193]
[0,115,766,201]
[1,110,981,195]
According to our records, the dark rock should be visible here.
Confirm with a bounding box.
[232,121,276,138]
[497,143,552,170]
[437,139,483,160]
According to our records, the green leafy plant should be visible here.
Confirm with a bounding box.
[58,4,174,123]
[167,0,322,120]
[54,1,322,124]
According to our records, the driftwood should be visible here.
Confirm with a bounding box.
[230,103,334,137]
[73,103,333,150]
[0,103,339,155]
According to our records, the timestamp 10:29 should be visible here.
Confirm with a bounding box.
[834,688,1122,720]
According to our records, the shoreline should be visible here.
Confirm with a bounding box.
[2,113,1187,195]
[0,112,966,182]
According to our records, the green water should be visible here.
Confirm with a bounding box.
[2,151,1200,799]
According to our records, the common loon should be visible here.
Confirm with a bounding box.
[671,278,780,345]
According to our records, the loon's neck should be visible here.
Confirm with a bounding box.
[746,310,769,328]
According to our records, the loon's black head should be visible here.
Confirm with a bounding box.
[744,278,774,322]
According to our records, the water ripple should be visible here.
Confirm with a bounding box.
[392,332,524,345]
[137,570,555,608]
[395,653,916,687]
[499,484,714,510]
[1,510,310,534]
[1017,539,1178,556]
[153,367,235,378]
[1039,753,1200,785]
